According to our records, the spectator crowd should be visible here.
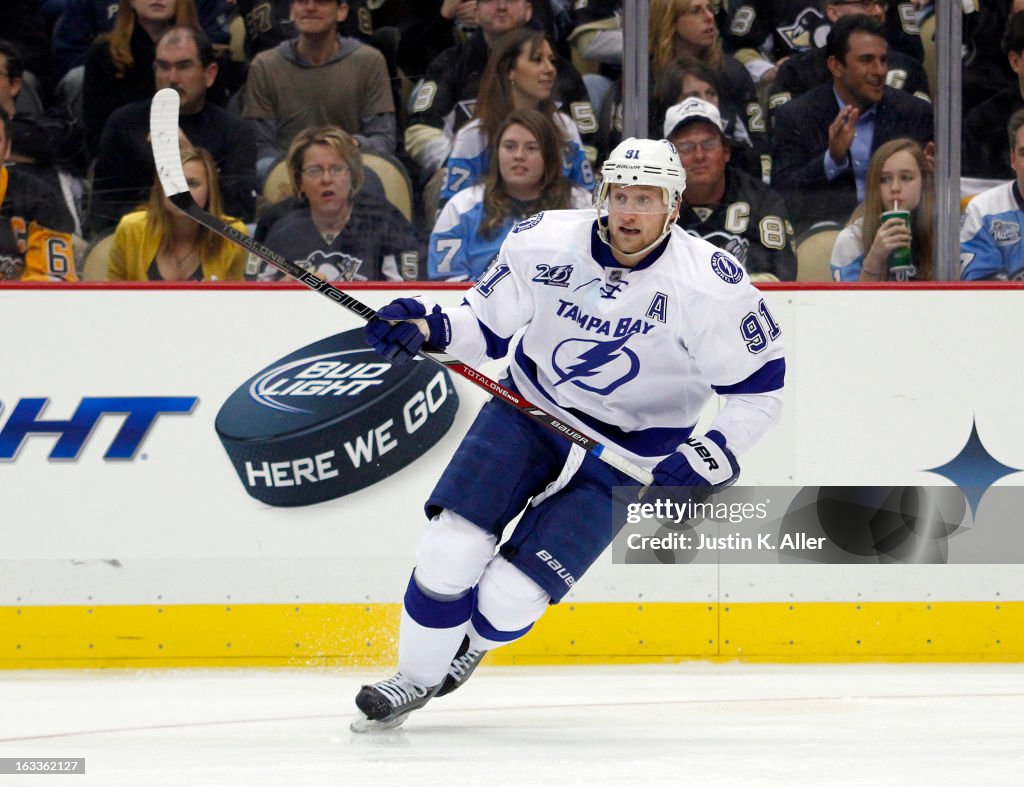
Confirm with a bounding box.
[0,0,1020,283]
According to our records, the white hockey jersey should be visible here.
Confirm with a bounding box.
[444,209,786,470]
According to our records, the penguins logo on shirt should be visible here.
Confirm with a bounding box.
[778,8,825,51]
[0,253,22,280]
[304,250,364,281]
[551,334,640,395]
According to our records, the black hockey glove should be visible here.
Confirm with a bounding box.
[364,298,451,365]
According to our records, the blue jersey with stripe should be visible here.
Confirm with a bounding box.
[428,184,592,281]
[960,181,1024,281]
[440,114,594,205]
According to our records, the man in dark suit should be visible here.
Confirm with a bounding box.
[768,0,931,126]
[772,15,933,234]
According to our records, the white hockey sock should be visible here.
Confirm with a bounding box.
[395,512,497,685]
[398,607,470,688]
[396,572,472,687]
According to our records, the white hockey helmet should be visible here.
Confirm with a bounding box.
[597,137,687,214]
[596,137,686,259]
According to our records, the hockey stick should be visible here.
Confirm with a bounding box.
[149,88,653,486]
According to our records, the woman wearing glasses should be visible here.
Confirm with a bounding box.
[252,126,423,281]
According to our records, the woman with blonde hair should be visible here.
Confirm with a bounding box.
[650,0,726,72]
[108,146,247,281]
[83,0,200,153]
[830,138,935,282]
[253,125,423,282]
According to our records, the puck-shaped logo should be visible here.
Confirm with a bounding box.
[216,329,458,506]
[710,251,743,284]
[512,212,544,233]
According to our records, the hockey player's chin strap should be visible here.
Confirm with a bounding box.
[596,210,678,264]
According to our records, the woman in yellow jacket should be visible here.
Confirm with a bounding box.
[108,146,248,281]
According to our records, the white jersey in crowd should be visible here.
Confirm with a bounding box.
[442,209,786,471]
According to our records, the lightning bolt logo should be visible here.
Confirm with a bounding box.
[551,335,640,394]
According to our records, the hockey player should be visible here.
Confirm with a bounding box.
[354,137,785,730]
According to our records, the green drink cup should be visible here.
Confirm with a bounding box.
[880,207,914,278]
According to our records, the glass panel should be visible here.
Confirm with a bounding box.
[959,1,1022,282]
[641,0,945,282]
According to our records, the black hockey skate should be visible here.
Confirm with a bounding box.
[350,673,440,732]
[435,636,486,698]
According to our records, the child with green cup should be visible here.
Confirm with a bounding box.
[830,138,935,282]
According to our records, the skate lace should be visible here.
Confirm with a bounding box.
[449,649,483,680]
[375,673,430,707]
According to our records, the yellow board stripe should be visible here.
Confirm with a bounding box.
[1,602,1021,669]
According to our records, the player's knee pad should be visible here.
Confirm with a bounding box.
[475,557,550,634]
[414,510,497,598]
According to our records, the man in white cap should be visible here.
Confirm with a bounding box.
[666,96,797,281]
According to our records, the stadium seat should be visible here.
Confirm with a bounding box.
[229,14,246,63]
[361,151,414,223]
[262,159,294,205]
[795,222,842,282]
[422,166,447,233]
[81,232,116,281]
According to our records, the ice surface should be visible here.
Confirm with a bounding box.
[1,663,1022,786]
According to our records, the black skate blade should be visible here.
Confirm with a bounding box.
[350,711,412,733]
